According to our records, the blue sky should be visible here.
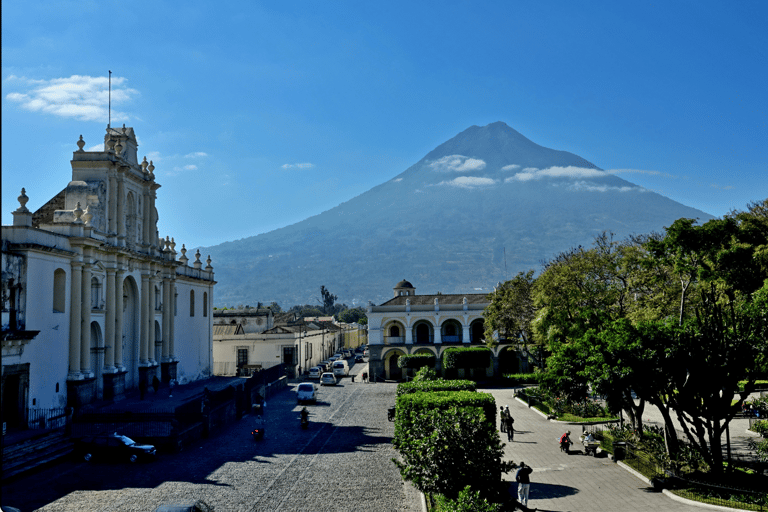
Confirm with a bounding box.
[3,1,766,250]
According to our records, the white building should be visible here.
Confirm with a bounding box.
[366,280,518,380]
[212,319,341,378]
[1,126,215,425]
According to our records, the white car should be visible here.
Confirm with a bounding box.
[297,382,317,403]
[307,367,322,379]
[332,360,349,377]
[320,372,337,386]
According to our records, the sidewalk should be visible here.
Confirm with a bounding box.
[485,388,710,512]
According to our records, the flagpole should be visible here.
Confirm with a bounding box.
[108,70,112,128]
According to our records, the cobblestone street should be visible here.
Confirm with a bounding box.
[2,378,421,512]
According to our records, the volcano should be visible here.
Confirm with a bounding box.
[203,122,712,306]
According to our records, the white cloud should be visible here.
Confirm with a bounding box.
[392,177,403,182]
[185,152,208,158]
[501,164,520,171]
[166,164,198,177]
[569,181,643,193]
[282,162,315,170]
[506,166,605,182]
[5,75,138,122]
[428,155,486,173]
[438,176,497,189]
[607,168,675,179]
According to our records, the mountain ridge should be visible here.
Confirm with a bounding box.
[202,122,712,307]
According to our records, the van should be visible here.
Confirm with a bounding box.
[332,360,349,377]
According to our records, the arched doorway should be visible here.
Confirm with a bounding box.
[441,319,462,343]
[154,320,162,364]
[413,321,433,344]
[498,346,519,375]
[385,350,404,380]
[470,319,485,344]
[122,276,139,390]
[385,322,405,344]
[90,321,104,399]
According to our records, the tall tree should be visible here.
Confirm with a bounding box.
[483,270,536,346]
[319,285,337,315]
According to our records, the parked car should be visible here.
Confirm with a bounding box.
[363,349,370,358]
[332,360,349,377]
[76,432,157,463]
[319,360,331,371]
[328,355,340,363]
[343,350,353,358]
[355,355,364,363]
[307,366,322,379]
[297,382,317,403]
[320,372,337,386]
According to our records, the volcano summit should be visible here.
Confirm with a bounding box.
[203,122,712,306]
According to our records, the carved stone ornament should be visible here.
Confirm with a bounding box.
[77,135,86,151]
[17,188,30,212]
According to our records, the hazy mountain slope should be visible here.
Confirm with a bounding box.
[203,122,713,306]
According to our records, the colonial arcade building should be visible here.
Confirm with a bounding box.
[1,126,215,424]
[367,280,521,381]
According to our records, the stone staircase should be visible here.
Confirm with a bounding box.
[1,430,75,481]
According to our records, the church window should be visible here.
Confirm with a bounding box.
[155,285,161,310]
[203,292,208,317]
[190,290,195,317]
[53,269,66,313]
[91,277,101,310]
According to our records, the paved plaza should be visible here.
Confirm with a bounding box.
[487,387,733,512]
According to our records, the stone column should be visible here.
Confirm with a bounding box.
[149,271,159,365]
[80,262,92,374]
[116,174,126,246]
[169,278,176,359]
[162,274,171,361]
[68,261,82,378]
[104,267,116,370]
[108,174,117,235]
[405,326,413,344]
[143,189,151,247]
[462,325,471,344]
[140,272,150,365]
[114,268,125,369]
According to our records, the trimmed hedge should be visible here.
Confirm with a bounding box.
[395,390,497,429]
[442,347,492,370]
[398,353,436,369]
[397,379,476,398]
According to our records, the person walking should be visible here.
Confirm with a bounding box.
[500,406,507,433]
[505,405,515,441]
[516,461,533,509]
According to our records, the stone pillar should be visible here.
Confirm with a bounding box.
[462,325,471,344]
[116,175,126,246]
[68,261,82,378]
[114,268,125,369]
[80,262,92,375]
[108,174,117,235]
[169,278,176,359]
[149,272,159,365]
[405,326,413,344]
[162,274,171,362]
[143,189,151,247]
[140,272,150,365]
[104,267,116,370]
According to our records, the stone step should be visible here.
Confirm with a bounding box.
[1,431,75,481]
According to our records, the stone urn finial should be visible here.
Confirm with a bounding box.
[193,250,202,269]
[82,204,93,226]
[114,140,123,156]
[77,135,86,152]
[205,255,213,271]
[16,188,30,212]
[179,244,188,265]
[141,156,149,173]
[73,202,84,224]
[147,160,155,176]
[107,137,116,152]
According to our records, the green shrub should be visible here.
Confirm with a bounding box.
[398,353,436,369]
[751,420,768,437]
[443,347,492,370]
[413,366,438,382]
[432,486,502,512]
[395,390,497,431]
[738,380,768,391]
[392,405,512,499]
[503,372,540,384]
[396,379,476,398]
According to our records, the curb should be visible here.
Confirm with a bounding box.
[616,461,749,511]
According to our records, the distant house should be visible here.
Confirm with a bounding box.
[212,307,274,333]
[1,125,214,424]
[212,318,342,378]
[366,280,520,380]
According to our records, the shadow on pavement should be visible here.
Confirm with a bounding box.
[531,482,580,500]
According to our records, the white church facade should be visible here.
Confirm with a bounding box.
[1,126,215,425]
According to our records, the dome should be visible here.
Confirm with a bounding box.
[395,279,414,289]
